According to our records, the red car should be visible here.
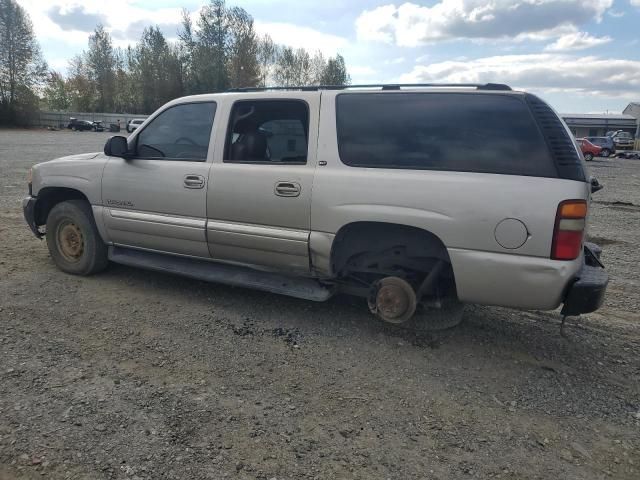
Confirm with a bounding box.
[576,138,602,161]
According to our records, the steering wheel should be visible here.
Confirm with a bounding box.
[175,137,197,146]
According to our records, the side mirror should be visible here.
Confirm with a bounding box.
[590,176,603,194]
[104,136,131,159]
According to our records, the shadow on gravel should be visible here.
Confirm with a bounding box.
[100,262,631,378]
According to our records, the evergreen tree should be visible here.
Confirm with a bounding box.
[66,55,93,112]
[131,27,183,113]
[320,54,350,86]
[227,7,260,89]
[43,71,69,111]
[1,0,353,119]
[86,24,116,111]
[0,0,46,124]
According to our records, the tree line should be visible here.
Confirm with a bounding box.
[0,0,350,125]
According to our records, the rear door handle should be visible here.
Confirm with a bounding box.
[184,174,205,189]
[275,181,301,197]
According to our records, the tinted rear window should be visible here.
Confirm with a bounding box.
[336,93,558,177]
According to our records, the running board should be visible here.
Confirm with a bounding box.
[108,246,334,302]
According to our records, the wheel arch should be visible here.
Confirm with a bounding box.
[329,221,452,276]
[34,187,91,226]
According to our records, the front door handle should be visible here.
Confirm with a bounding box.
[274,181,301,197]
[184,174,205,189]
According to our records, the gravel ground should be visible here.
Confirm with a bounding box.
[0,129,639,480]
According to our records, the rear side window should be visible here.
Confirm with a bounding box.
[336,93,558,177]
[224,100,309,164]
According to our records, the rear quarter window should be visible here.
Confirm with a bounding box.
[336,93,558,178]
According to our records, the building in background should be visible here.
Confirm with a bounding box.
[561,113,637,138]
[622,103,640,139]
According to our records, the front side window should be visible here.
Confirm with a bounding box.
[135,102,216,161]
[224,100,308,164]
[336,93,558,178]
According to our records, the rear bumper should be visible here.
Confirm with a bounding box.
[22,195,43,238]
[448,244,607,313]
[561,243,608,316]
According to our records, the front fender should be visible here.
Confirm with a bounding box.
[31,153,107,205]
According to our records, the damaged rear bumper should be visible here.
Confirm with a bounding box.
[561,243,608,316]
[22,195,43,238]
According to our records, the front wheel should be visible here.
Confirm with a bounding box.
[601,148,610,157]
[45,200,108,275]
[584,152,594,161]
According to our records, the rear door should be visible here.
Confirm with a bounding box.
[102,101,217,257]
[206,93,320,273]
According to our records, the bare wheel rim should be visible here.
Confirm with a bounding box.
[56,220,85,262]
[368,276,417,324]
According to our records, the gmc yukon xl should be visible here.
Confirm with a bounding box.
[23,84,608,330]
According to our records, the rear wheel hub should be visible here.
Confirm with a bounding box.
[368,276,417,324]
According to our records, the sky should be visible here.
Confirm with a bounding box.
[16,0,640,114]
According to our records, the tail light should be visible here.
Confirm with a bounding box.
[551,200,587,260]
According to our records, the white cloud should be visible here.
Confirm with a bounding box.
[399,54,640,96]
[48,58,71,71]
[543,32,612,51]
[631,0,640,6]
[254,21,348,57]
[386,57,406,65]
[349,66,377,76]
[17,1,348,61]
[18,0,186,48]
[356,0,614,46]
[607,9,625,17]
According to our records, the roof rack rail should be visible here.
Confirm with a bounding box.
[226,83,512,93]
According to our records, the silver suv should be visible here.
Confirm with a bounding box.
[23,84,608,329]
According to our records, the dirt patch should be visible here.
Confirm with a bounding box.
[587,236,624,246]
[1,129,639,479]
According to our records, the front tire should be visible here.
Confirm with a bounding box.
[45,200,108,275]
[584,153,594,161]
[601,148,610,157]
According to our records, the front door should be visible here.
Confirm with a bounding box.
[207,94,319,273]
[102,101,217,257]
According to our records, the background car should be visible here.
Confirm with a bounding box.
[66,118,94,131]
[92,121,105,132]
[126,119,145,133]
[606,130,634,150]
[577,138,602,161]
[585,136,615,157]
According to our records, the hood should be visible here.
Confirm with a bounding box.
[55,152,101,162]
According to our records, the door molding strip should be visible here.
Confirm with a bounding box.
[206,220,309,242]
[109,209,205,229]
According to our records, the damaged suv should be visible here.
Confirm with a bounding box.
[23,84,608,329]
